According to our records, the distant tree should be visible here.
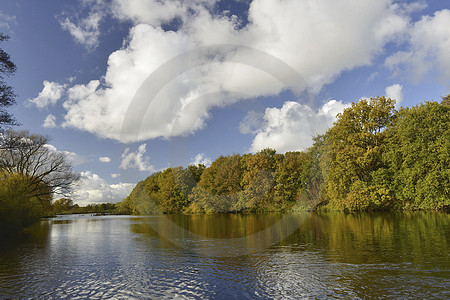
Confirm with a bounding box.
[0,130,80,201]
[0,34,18,128]
[53,198,75,213]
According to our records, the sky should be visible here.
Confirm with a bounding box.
[1,0,449,205]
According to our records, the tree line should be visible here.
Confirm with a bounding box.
[1,31,448,235]
[52,198,118,215]
[118,96,449,214]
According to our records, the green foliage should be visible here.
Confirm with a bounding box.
[118,177,160,215]
[116,195,135,215]
[383,101,450,210]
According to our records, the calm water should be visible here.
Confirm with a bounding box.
[0,212,449,299]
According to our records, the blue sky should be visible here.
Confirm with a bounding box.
[1,0,449,205]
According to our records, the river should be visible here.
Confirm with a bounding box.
[0,212,448,299]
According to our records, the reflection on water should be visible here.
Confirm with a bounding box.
[130,213,308,257]
[0,213,448,299]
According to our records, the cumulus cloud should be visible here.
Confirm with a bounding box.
[72,171,134,205]
[248,100,350,153]
[59,8,104,50]
[385,9,450,83]
[61,0,418,143]
[239,111,265,134]
[385,84,403,107]
[120,143,156,172]
[190,153,212,167]
[109,0,196,26]
[29,81,65,108]
[44,144,86,167]
[42,114,57,128]
[99,156,111,163]
[111,173,120,178]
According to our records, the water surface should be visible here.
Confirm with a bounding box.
[0,212,448,299]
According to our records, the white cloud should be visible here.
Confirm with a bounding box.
[29,81,65,108]
[72,171,134,205]
[385,84,403,107]
[385,9,450,83]
[0,10,16,30]
[59,10,103,50]
[110,0,193,26]
[44,144,86,167]
[61,0,417,143]
[120,143,155,172]
[239,111,265,134]
[42,114,57,128]
[111,173,120,178]
[248,100,350,153]
[190,153,212,167]
[99,156,111,163]
[399,1,427,15]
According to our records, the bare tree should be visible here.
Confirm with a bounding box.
[0,130,80,201]
[0,34,18,128]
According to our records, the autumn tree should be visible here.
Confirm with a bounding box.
[441,94,450,106]
[302,135,326,209]
[144,167,197,213]
[189,154,242,212]
[0,130,80,201]
[52,198,75,213]
[273,151,311,210]
[117,177,160,215]
[238,149,279,211]
[188,163,206,182]
[322,97,396,210]
[0,173,50,234]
